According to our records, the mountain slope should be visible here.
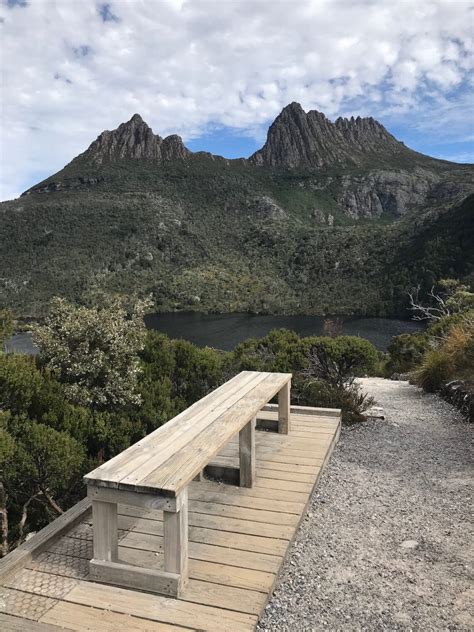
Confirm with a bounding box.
[1,104,473,318]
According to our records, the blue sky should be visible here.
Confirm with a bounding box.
[1,0,473,200]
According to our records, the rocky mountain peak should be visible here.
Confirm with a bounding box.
[78,114,190,165]
[250,103,407,169]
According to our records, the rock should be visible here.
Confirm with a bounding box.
[400,540,419,549]
[335,168,439,219]
[248,196,287,220]
[250,102,407,169]
[364,406,385,419]
[79,113,190,165]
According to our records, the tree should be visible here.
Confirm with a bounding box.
[32,295,152,410]
[0,309,13,347]
[0,419,86,552]
[408,279,474,321]
[0,422,15,557]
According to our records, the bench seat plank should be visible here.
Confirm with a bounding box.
[137,373,290,494]
[85,371,267,488]
[85,371,291,497]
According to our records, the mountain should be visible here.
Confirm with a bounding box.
[1,104,473,318]
[76,113,190,165]
[250,102,408,168]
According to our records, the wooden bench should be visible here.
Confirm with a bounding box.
[83,370,292,597]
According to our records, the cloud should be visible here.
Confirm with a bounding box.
[0,0,473,200]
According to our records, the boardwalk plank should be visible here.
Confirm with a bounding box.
[1,400,341,632]
[63,582,258,632]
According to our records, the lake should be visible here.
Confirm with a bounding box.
[144,312,424,352]
[5,313,424,355]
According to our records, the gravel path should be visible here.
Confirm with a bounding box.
[258,378,473,631]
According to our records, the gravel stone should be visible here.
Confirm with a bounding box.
[257,378,473,631]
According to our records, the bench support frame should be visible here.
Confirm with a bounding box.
[239,416,256,487]
[278,381,291,434]
[85,374,292,598]
[87,486,188,597]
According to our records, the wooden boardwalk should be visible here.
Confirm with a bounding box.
[0,410,340,631]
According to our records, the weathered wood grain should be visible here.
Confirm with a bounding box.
[239,416,256,487]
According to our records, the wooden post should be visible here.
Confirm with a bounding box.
[278,380,291,434]
[92,499,118,563]
[163,488,188,583]
[239,416,256,487]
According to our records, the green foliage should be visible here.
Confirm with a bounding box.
[401,278,474,404]
[18,422,85,494]
[386,332,429,374]
[0,309,13,345]
[300,379,375,424]
[304,335,378,389]
[0,152,472,320]
[411,350,455,393]
[231,329,378,423]
[32,295,151,410]
[231,329,308,373]
[138,331,227,432]
[0,354,44,414]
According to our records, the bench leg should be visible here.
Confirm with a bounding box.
[239,416,256,487]
[278,381,291,434]
[164,488,188,584]
[92,500,118,563]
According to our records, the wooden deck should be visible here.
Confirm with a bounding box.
[0,409,340,631]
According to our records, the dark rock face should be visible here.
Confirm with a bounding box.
[80,113,190,164]
[250,102,407,168]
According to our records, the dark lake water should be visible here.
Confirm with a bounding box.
[5,313,424,355]
[145,312,424,352]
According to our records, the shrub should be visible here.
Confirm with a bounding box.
[411,350,454,392]
[386,332,429,374]
[299,379,375,424]
[303,335,378,389]
[32,295,151,410]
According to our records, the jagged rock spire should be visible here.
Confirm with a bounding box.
[250,103,404,168]
[79,114,190,164]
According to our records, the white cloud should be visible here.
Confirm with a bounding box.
[0,0,473,200]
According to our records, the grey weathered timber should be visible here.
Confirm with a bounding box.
[239,417,256,487]
[0,496,91,584]
[0,404,341,631]
[83,371,292,597]
[89,559,180,597]
[92,501,118,563]
[278,381,291,434]
[164,489,188,581]
[0,613,65,631]
[262,402,341,417]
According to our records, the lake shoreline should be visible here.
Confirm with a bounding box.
[5,312,424,355]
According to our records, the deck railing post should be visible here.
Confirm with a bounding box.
[92,499,118,563]
[163,487,188,587]
[278,380,291,434]
[239,416,256,487]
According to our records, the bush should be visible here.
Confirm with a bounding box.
[411,350,454,392]
[299,379,375,424]
[411,320,473,393]
[303,335,379,389]
[386,332,429,375]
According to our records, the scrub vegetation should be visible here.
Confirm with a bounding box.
[0,296,378,554]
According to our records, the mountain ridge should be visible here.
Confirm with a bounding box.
[2,102,473,319]
[22,102,468,198]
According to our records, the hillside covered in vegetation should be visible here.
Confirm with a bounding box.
[1,104,473,318]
